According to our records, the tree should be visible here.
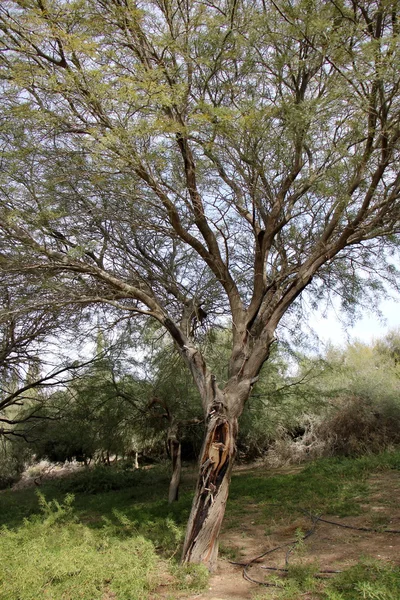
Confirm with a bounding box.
[26,359,149,465]
[146,341,203,501]
[0,305,110,441]
[1,0,399,570]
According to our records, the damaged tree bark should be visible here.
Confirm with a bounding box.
[177,332,262,570]
[182,411,237,570]
[180,366,252,572]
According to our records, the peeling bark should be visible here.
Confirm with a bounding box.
[181,408,238,571]
[180,368,257,571]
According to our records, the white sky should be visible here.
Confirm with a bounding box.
[312,295,400,349]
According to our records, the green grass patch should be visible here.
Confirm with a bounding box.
[1,451,399,600]
[0,468,206,600]
[236,451,400,600]
[0,494,159,600]
[0,465,194,532]
[227,451,400,524]
[254,559,400,600]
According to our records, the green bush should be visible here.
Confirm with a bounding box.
[329,559,400,600]
[0,455,23,490]
[103,509,184,556]
[0,488,208,600]
[255,559,400,600]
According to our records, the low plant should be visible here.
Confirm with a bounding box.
[0,493,157,600]
[53,464,141,494]
[0,491,207,600]
[263,558,400,600]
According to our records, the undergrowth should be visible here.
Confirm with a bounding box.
[238,451,400,600]
[0,475,207,600]
[0,451,399,599]
[227,450,400,522]
[253,559,400,600]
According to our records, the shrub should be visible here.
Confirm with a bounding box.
[264,420,327,467]
[265,394,400,467]
[54,464,141,494]
[316,395,400,456]
[0,489,208,600]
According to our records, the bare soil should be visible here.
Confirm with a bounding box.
[11,460,84,490]
[180,469,400,600]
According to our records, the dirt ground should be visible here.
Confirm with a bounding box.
[181,469,400,600]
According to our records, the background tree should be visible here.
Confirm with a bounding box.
[146,341,203,502]
[20,332,156,464]
[1,0,400,569]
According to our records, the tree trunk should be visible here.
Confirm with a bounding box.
[181,411,238,571]
[168,431,182,503]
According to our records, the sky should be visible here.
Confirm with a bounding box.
[311,294,400,349]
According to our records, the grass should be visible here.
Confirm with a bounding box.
[253,559,400,600]
[226,451,400,526]
[0,465,206,600]
[0,465,193,532]
[0,511,158,600]
[0,450,399,599]
[235,451,400,600]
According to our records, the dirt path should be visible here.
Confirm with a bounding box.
[183,470,400,600]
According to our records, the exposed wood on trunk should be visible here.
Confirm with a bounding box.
[182,402,238,571]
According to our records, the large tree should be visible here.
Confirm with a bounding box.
[0,0,399,569]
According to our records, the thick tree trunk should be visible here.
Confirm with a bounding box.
[181,411,238,571]
[168,429,182,503]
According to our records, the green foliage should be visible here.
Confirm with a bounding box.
[1,0,399,396]
[314,333,400,456]
[102,509,184,557]
[22,350,159,465]
[329,560,400,600]
[239,347,328,459]
[146,340,204,456]
[54,465,143,494]
[227,451,400,521]
[0,439,30,490]
[321,334,400,409]
[1,451,399,599]
[35,491,76,525]
[232,452,400,600]
[264,331,400,465]
[0,495,159,600]
[0,483,207,600]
